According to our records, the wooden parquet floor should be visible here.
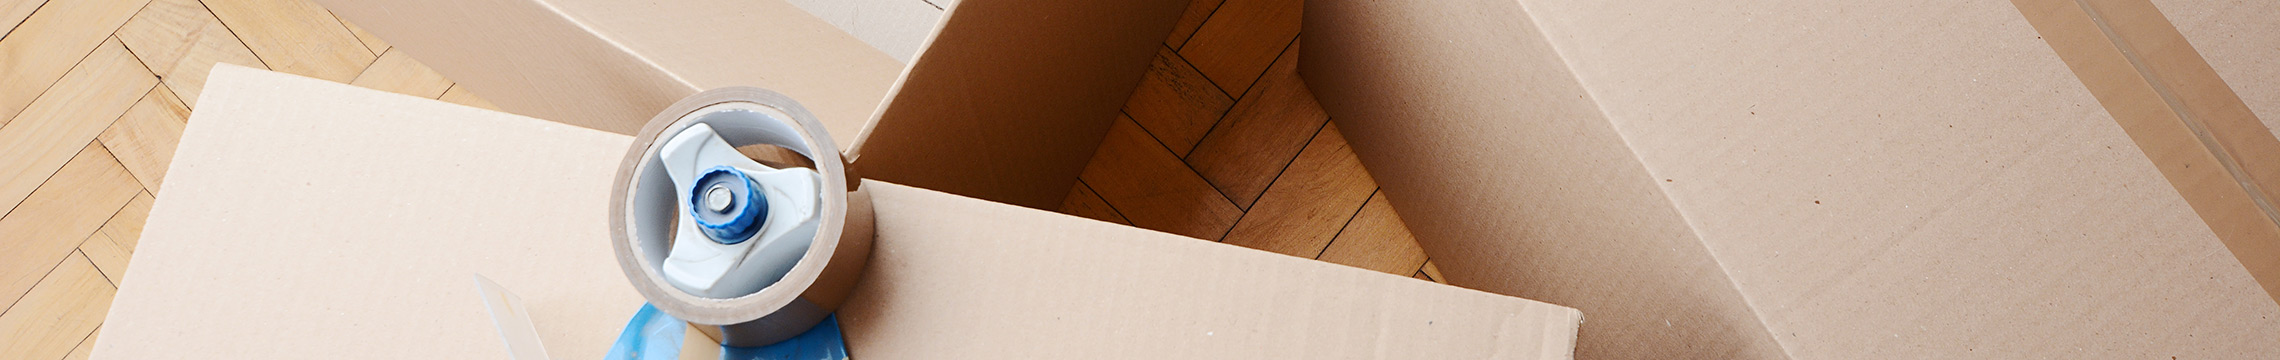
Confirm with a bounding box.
[0,0,1440,357]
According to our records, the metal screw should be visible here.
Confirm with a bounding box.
[705,184,734,213]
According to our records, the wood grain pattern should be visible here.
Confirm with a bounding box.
[1061,0,1437,285]
[0,252,114,360]
[1315,191,1426,275]
[348,48,450,98]
[0,144,139,309]
[0,0,46,39]
[1059,180,1131,225]
[1078,114,1242,240]
[1162,0,1221,49]
[0,38,154,214]
[202,0,374,82]
[0,0,152,123]
[437,84,500,110]
[96,191,154,251]
[332,12,385,55]
[116,0,215,75]
[59,329,94,360]
[79,233,130,286]
[1185,38,1323,208]
[99,86,190,191]
[1122,46,1231,157]
[115,0,268,106]
[1220,123,1376,257]
[1173,0,1299,95]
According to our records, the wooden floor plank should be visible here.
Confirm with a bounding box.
[95,191,153,251]
[348,47,451,98]
[116,0,209,75]
[0,252,115,360]
[1219,123,1375,258]
[1162,0,1221,49]
[0,38,155,214]
[79,233,129,286]
[1173,0,1299,96]
[1059,180,1131,225]
[1078,114,1242,240]
[437,84,501,110]
[1315,191,1427,275]
[200,0,374,82]
[59,329,95,360]
[1420,260,1449,285]
[0,0,46,40]
[98,86,188,191]
[330,11,384,56]
[1185,38,1323,208]
[0,0,154,123]
[1122,47,1231,157]
[0,144,139,310]
[116,0,266,106]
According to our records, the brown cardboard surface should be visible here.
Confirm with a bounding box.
[2013,0,2280,305]
[317,0,1181,210]
[1298,1,1781,358]
[1303,0,2280,358]
[2153,0,2280,140]
[311,0,895,140]
[94,65,1581,359]
[845,0,1185,211]
[781,0,943,63]
[846,175,1578,359]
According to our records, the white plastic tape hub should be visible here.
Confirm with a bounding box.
[611,87,874,347]
[656,123,823,299]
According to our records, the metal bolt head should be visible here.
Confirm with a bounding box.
[704,184,734,213]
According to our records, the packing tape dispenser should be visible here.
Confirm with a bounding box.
[608,87,875,348]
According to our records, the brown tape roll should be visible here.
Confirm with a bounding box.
[608,87,874,346]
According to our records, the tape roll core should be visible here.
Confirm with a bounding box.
[610,87,874,346]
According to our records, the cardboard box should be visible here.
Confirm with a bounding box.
[1300,0,2280,358]
[90,65,1584,359]
[316,0,1187,211]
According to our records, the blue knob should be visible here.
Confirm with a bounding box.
[689,166,768,244]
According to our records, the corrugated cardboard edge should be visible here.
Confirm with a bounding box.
[844,180,1584,359]
[844,0,1188,209]
[1297,0,1788,358]
[2012,0,2280,303]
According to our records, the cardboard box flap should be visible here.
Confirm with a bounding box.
[320,0,1182,210]
[95,65,1581,359]
[1298,1,1783,358]
[848,174,1580,359]
[1303,0,2280,358]
[781,0,945,63]
[847,0,1185,210]
[316,0,902,142]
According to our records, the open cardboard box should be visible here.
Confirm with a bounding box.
[89,0,1589,358]
[98,0,2280,358]
[1300,0,2280,358]
[313,0,1163,211]
[91,64,1583,358]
